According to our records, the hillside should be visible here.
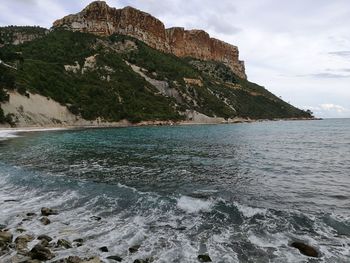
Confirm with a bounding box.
[0,3,312,127]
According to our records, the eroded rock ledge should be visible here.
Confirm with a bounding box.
[53,1,246,79]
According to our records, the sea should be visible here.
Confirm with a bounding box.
[0,119,349,262]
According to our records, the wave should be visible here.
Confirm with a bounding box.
[233,202,267,218]
[0,130,20,140]
[0,127,67,141]
[177,196,215,213]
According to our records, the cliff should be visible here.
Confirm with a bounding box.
[53,1,246,79]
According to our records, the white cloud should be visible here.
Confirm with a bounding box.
[320,104,348,113]
[302,103,350,118]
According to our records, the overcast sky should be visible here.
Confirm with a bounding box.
[1,0,349,118]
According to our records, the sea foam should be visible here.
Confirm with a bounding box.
[177,196,214,213]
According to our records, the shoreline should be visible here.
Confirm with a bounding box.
[0,117,322,132]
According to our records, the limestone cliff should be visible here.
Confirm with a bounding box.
[53,1,246,79]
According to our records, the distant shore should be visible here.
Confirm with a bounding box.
[0,117,321,132]
[0,117,322,133]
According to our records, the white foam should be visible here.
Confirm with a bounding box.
[234,202,267,218]
[0,130,19,140]
[0,128,67,141]
[177,196,214,213]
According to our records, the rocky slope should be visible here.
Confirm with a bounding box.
[53,1,246,79]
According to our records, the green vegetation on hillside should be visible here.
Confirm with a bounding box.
[0,26,47,46]
[0,28,311,125]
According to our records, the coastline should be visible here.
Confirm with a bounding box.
[0,117,321,134]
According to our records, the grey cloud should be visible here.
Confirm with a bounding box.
[328,51,350,57]
[300,73,350,79]
[204,15,241,35]
[326,68,350,73]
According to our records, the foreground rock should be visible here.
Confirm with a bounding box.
[0,230,13,256]
[107,255,122,262]
[37,234,53,242]
[30,244,55,260]
[0,230,13,244]
[53,256,101,263]
[15,234,34,253]
[134,259,152,263]
[290,241,319,258]
[129,245,140,253]
[198,254,212,262]
[40,216,51,225]
[41,207,59,216]
[99,246,108,252]
[57,239,72,249]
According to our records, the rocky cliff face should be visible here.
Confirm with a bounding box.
[53,1,246,79]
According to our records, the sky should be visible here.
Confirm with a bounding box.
[1,0,350,118]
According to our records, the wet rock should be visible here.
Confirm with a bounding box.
[198,254,212,262]
[54,255,84,263]
[90,216,102,221]
[40,239,50,247]
[106,255,123,262]
[57,238,72,249]
[81,257,101,263]
[26,212,37,217]
[40,216,51,225]
[15,234,34,253]
[29,244,55,260]
[16,228,27,233]
[0,240,8,249]
[99,246,108,252]
[0,224,7,230]
[41,207,58,216]
[73,238,84,247]
[129,245,140,253]
[66,256,84,263]
[134,259,152,263]
[38,234,53,242]
[55,257,101,263]
[290,241,319,258]
[4,199,18,202]
[10,254,33,262]
[0,239,11,256]
[0,230,13,243]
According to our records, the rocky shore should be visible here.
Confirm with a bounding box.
[0,205,321,262]
[0,207,215,263]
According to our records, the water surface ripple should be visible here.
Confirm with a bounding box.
[0,119,349,262]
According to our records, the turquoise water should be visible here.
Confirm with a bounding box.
[0,120,349,262]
